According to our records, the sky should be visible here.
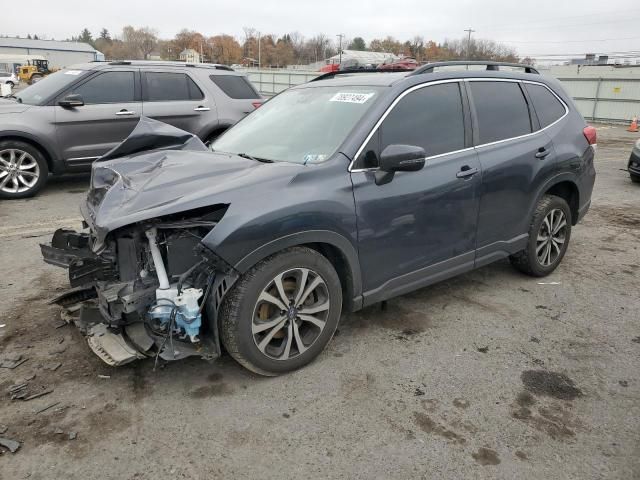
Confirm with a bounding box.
[2,0,640,62]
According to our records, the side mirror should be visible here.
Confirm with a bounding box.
[375,144,426,185]
[58,94,84,108]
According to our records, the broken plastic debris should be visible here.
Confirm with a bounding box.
[0,437,20,453]
[0,354,28,369]
[69,432,77,440]
[98,374,111,379]
[35,402,60,414]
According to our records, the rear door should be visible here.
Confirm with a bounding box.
[54,69,141,165]
[141,71,216,137]
[208,73,262,126]
[467,79,558,266]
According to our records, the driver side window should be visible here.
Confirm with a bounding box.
[353,82,465,169]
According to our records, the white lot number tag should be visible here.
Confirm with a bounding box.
[65,70,83,75]
[330,92,375,104]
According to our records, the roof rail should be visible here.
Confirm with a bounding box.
[310,68,407,82]
[106,60,234,71]
[411,61,539,75]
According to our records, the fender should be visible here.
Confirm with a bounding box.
[528,171,580,223]
[0,129,62,173]
[234,229,363,308]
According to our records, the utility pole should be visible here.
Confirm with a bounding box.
[464,28,475,60]
[337,33,344,65]
[258,31,262,69]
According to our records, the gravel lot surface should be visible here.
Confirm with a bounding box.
[0,125,638,479]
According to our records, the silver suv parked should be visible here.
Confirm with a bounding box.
[0,61,262,198]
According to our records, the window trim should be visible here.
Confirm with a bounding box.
[523,81,567,130]
[62,70,140,105]
[349,78,569,173]
[142,71,205,103]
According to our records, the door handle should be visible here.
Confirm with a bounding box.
[535,148,551,159]
[456,166,479,179]
[194,106,210,112]
[115,110,135,116]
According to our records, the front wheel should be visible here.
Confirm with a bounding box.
[0,140,49,199]
[510,194,572,277]
[220,247,342,376]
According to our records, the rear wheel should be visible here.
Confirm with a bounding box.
[510,195,572,277]
[631,173,640,183]
[29,74,43,84]
[220,247,342,376]
[0,140,49,199]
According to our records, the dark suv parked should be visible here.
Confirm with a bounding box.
[42,61,596,376]
[0,61,261,198]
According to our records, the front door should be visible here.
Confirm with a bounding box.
[350,81,482,305]
[55,69,141,167]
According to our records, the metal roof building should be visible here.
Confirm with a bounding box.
[0,38,103,68]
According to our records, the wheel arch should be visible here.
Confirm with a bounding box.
[0,132,59,173]
[202,123,232,144]
[531,174,580,226]
[543,180,580,225]
[233,230,363,312]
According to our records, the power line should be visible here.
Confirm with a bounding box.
[503,36,640,44]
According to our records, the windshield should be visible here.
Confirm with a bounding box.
[212,85,384,164]
[16,69,89,105]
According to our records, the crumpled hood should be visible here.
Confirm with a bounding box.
[83,117,305,248]
[0,99,31,114]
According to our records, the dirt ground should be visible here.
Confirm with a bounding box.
[0,125,638,479]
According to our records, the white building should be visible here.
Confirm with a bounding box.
[179,49,201,63]
[0,38,103,69]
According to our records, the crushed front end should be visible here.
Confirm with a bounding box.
[40,118,238,367]
[41,210,235,366]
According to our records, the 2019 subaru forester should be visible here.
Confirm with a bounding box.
[41,61,596,376]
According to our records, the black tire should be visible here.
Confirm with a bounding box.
[29,74,43,84]
[0,140,49,199]
[7,81,15,87]
[510,194,572,277]
[220,247,342,376]
[631,173,640,183]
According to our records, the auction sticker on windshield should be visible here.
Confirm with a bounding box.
[330,92,375,104]
[64,70,84,75]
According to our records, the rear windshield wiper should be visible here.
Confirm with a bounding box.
[237,152,274,163]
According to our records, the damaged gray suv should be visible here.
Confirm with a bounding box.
[41,62,596,376]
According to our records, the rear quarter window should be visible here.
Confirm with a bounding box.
[210,75,260,99]
[470,81,532,144]
[525,83,566,128]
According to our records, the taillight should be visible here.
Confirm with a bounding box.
[583,125,597,145]
[251,101,262,109]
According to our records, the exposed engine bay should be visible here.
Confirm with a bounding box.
[42,206,235,366]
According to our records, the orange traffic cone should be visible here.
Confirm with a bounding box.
[628,116,639,132]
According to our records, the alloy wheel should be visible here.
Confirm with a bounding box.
[536,208,567,267]
[0,149,40,194]
[252,268,330,361]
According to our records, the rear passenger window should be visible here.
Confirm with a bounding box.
[525,83,566,128]
[470,81,532,144]
[380,83,465,157]
[210,75,260,99]
[145,72,203,101]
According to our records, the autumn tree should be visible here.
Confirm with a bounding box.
[122,26,158,59]
[209,35,242,65]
